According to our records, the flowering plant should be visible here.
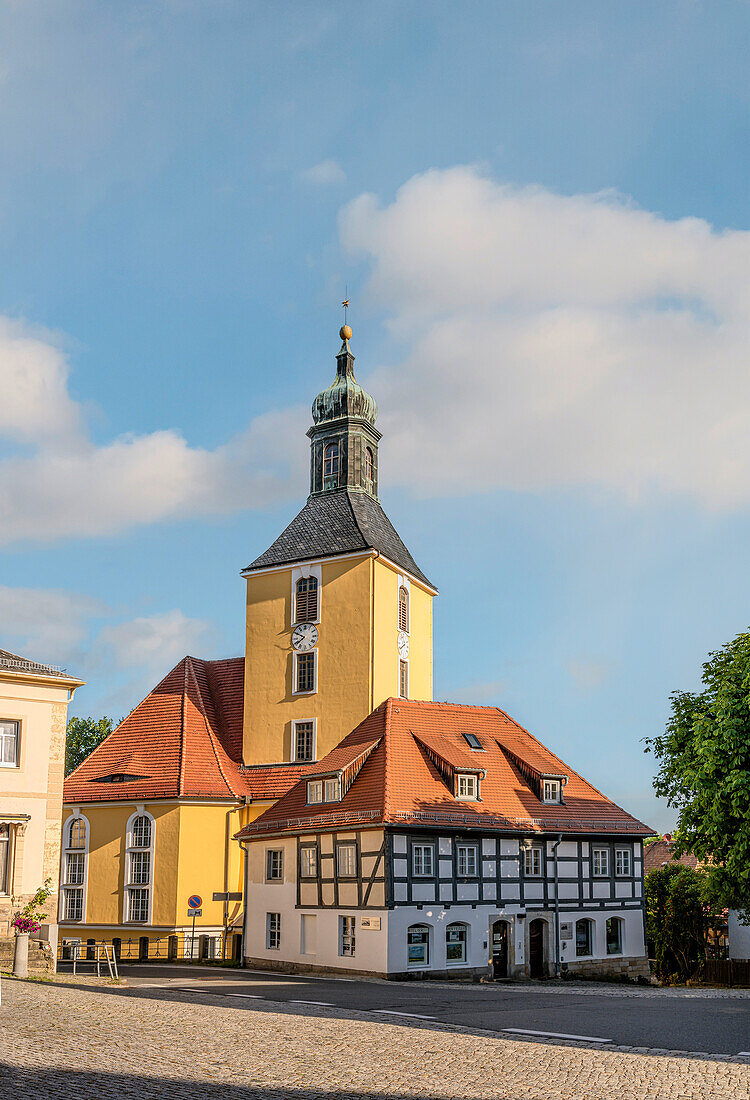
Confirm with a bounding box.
[11,915,41,934]
[12,878,52,936]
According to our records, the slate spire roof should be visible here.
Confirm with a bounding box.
[243,488,434,589]
[237,698,653,838]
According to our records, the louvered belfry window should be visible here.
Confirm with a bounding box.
[295,576,318,623]
[398,586,409,632]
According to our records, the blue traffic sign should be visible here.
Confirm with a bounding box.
[188,894,202,909]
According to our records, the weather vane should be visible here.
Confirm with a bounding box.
[342,297,349,326]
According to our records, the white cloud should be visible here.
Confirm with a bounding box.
[341,167,750,508]
[302,159,346,185]
[0,316,308,544]
[448,679,509,704]
[566,659,609,692]
[97,610,213,672]
[0,584,103,665]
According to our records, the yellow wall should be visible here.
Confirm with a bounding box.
[243,553,434,765]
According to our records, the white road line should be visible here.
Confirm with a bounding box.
[289,999,335,1007]
[503,1027,612,1044]
[737,1052,750,1057]
[226,993,264,999]
[373,1010,436,1021]
[175,987,217,994]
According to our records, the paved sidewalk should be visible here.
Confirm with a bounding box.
[2,978,749,1099]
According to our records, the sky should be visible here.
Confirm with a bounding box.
[2,1,750,831]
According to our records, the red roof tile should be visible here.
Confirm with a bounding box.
[238,698,653,838]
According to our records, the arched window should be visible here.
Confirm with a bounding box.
[364,447,374,484]
[61,815,89,923]
[407,923,430,967]
[446,922,469,965]
[295,576,319,623]
[323,441,340,477]
[125,811,155,924]
[575,918,593,958]
[398,585,409,633]
[606,917,623,956]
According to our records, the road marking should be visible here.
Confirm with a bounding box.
[737,1052,750,1057]
[175,987,217,994]
[373,1010,436,1021]
[226,993,264,999]
[289,999,335,1007]
[502,1027,612,1044]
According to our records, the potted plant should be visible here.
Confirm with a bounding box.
[12,879,52,978]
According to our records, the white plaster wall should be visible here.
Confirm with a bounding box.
[729,910,750,959]
[558,906,645,966]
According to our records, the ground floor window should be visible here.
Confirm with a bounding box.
[339,915,356,957]
[0,823,10,893]
[575,918,593,957]
[266,912,281,950]
[446,922,468,964]
[606,917,623,955]
[63,887,84,921]
[407,924,430,967]
[127,887,149,923]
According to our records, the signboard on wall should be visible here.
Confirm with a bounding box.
[560,922,573,940]
[361,916,381,930]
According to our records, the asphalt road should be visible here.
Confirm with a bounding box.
[58,961,750,1057]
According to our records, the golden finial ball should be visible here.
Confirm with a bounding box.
[340,324,352,341]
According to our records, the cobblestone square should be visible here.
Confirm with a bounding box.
[1,977,749,1099]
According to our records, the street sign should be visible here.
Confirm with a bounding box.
[187,907,202,917]
[187,894,202,908]
[212,891,242,902]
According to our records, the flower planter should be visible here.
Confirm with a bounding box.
[13,932,29,979]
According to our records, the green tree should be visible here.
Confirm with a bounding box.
[646,631,750,917]
[645,864,722,982]
[65,715,114,775]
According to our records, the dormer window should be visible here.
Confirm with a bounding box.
[324,777,341,802]
[456,773,478,801]
[324,442,340,478]
[307,780,323,804]
[542,778,563,803]
[463,733,483,750]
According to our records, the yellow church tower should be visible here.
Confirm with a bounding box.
[241,323,437,766]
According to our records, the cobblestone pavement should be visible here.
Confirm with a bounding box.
[2,978,749,1100]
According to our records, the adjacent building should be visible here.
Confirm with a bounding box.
[0,648,83,958]
[237,697,652,980]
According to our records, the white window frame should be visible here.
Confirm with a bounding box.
[542,779,562,803]
[307,779,323,805]
[456,773,478,801]
[339,915,356,957]
[123,808,155,925]
[592,847,610,877]
[293,649,318,695]
[399,658,409,699]
[407,923,430,967]
[266,912,281,950]
[524,845,542,877]
[291,564,322,626]
[324,777,341,802]
[0,823,11,896]
[292,718,317,763]
[446,921,469,965]
[336,843,357,878]
[266,848,283,881]
[575,917,594,958]
[299,846,317,878]
[412,843,434,877]
[615,848,632,877]
[0,719,20,768]
[606,916,624,955]
[59,812,90,923]
[398,580,410,634]
[456,843,477,877]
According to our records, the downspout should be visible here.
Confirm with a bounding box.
[224,802,243,959]
[552,834,563,978]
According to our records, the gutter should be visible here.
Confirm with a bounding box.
[552,833,563,978]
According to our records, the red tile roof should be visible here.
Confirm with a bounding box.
[644,837,702,873]
[63,656,316,805]
[238,698,653,838]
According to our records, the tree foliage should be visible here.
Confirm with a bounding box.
[645,864,722,982]
[65,715,115,775]
[646,631,750,916]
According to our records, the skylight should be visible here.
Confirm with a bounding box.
[463,733,483,750]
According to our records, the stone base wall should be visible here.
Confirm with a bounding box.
[0,936,56,976]
[563,954,651,981]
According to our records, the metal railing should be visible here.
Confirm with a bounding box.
[0,656,65,675]
[58,929,243,966]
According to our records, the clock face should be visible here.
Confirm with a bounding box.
[397,630,409,658]
[292,623,319,652]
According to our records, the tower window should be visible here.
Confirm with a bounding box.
[323,441,340,477]
[364,447,374,484]
[293,720,316,762]
[294,652,317,694]
[398,586,410,633]
[399,659,409,699]
[295,576,318,623]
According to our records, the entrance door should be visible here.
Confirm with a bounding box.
[529,919,546,979]
[491,920,509,979]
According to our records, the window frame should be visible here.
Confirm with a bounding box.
[445,921,468,965]
[398,585,410,633]
[399,658,409,699]
[592,847,610,877]
[123,810,155,925]
[292,719,317,763]
[615,848,632,877]
[324,777,341,802]
[266,912,281,950]
[299,845,318,879]
[0,823,10,896]
[60,813,90,923]
[456,843,478,878]
[294,575,319,625]
[575,918,594,958]
[0,719,20,768]
[542,778,562,803]
[306,779,323,805]
[455,773,478,801]
[364,446,374,485]
[323,440,340,479]
[293,650,318,695]
[336,842,357,879]
[463,733,483,750]
[407,923,430,968]
[412,843,434,878]
[266,848,284,882]
[524,845,543,878]
[339,915,356,957]
[606,916,624,955]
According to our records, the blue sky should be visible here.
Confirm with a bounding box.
[3,1,750,830]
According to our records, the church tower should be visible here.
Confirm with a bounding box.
[241,324,436,767]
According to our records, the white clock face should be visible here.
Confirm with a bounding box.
[292,623,319,652]
[397,630,409,658]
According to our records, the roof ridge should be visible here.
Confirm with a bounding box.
[382,697,393,819]
[185,657,237,798]
[178,658,189,798]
